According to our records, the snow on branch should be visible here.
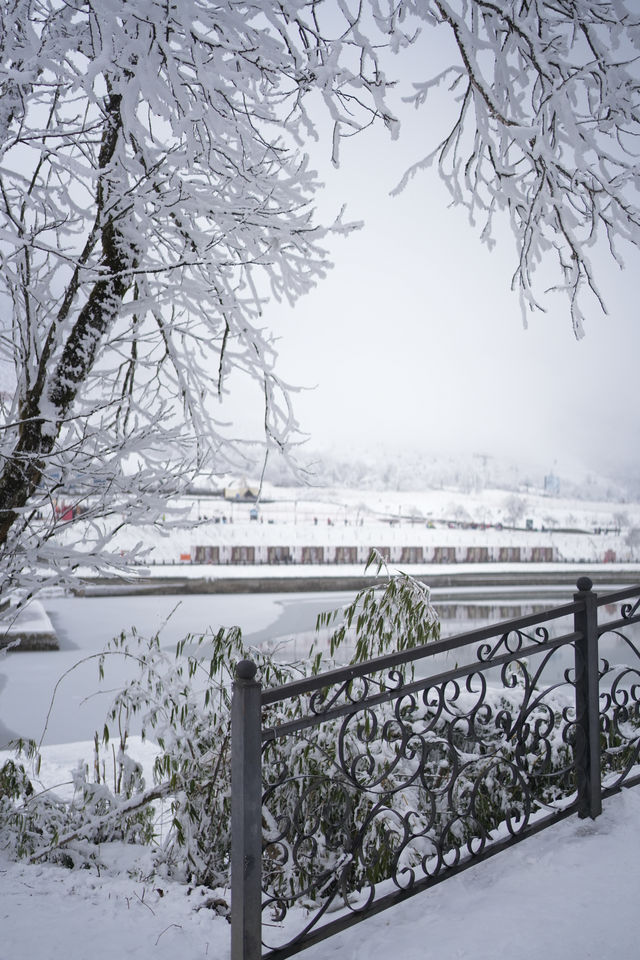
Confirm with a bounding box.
[396,0,640,335]
[0,0,397,606]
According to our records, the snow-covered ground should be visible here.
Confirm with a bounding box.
[54,481,640,569]
[1,734,638,960]
[0,600,58,651]
[1,601,53,636]
[190,481,640,532]
[135,560,640,581]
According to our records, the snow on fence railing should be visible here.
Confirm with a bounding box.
[230,579,640,960]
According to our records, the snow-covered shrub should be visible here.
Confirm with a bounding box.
[0,758,35,857]
[0,563,440,887]
[0,729,154,865]
[109,563,441,888]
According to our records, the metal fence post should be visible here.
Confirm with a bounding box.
[573,577,602,819]
[231,659,262,960]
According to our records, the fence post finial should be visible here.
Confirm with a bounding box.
[576,576,593,593]
[236,658,258,681]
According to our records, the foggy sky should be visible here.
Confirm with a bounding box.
[227,30,640,484]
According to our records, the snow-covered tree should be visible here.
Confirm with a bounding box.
[397,0,640,335]
[1,1,639,608]
[503,493,528,527]
[0,0,398,604]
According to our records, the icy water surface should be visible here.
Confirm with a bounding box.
[0,591,635,747]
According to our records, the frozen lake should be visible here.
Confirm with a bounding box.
[0,590,634,748]
[0,592,353,748]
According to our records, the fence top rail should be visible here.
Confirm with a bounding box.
[596,586,640,637]
[261,597,583,707]
[262,628,583,742]
[595,583,640,608]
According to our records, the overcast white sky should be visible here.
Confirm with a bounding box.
[229,26,640,483]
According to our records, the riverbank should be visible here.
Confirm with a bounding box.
[0,600,58,651]
[74,561,640,600]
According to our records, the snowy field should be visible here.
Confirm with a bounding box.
[186,481,640,532]
[1,737,638,960]
[54,481,640,568]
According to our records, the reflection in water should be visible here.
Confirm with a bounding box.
[263,600,640,690]
[438,602,551,635]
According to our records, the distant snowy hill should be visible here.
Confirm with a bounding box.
[260,446,639,503]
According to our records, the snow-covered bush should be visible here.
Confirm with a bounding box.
[0,565,439,883]
[0,736,154,865]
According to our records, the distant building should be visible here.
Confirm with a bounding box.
[499,547,522,562]
[231,546,255,563]
[267,546,291,563]
[434,547,457,564]
[301,546,324,564]
[193,546,220,563]
[224,477,260,501]
[374,546,392,562]
[335,546,358,563]
[400,546,423,563]
[466,546,489,563]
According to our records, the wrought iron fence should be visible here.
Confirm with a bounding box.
[230,578,640,960]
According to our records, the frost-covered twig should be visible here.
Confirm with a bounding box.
[28,781,173,864]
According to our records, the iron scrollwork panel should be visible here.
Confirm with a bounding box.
[598,601,640,791]
[259,635,576,952]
